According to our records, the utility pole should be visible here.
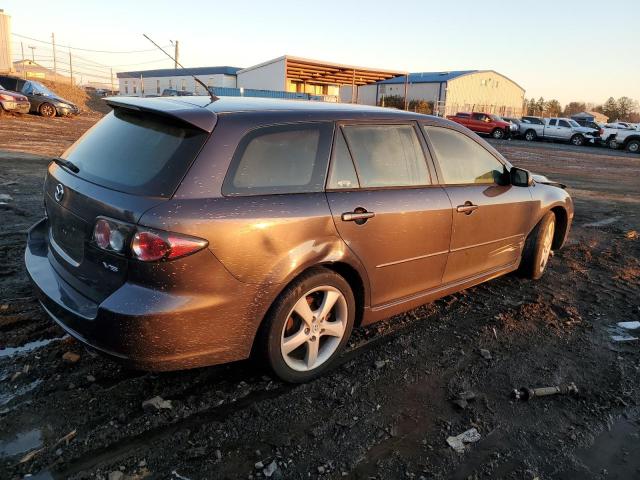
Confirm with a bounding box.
[69,51,73,85]
[28,45,36,62]
[51,32,57,77]
[110,68,115,94]
[20,42,26,79]
[174,40,179,69]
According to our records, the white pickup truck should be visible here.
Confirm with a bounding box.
[610,125,640,153]
[518,116,599,146]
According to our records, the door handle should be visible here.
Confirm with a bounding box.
[456,202,479,215]
[342,208,375,224]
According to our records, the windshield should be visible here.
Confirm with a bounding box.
[489,114,502,121]
[61,109,208,197]
[22,81,55,96]
[568,120,581,127]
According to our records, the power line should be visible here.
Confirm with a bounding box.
[12,32,171,54]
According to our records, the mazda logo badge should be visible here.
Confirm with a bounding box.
[54,184,65,202]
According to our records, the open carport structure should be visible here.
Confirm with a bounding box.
[236,55,407,102]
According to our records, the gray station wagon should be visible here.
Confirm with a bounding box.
[25,97,573,382]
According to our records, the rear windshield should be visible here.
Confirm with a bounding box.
[62,109,208,197]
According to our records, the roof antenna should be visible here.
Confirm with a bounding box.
[142,34,219,102]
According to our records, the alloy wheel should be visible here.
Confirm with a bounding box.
[280,286,348,372]
[40,103,56,117]
[540,219,555,271]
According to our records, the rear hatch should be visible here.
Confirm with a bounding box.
[44,102,214,303]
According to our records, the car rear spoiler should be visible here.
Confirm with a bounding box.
[104,97,217,133]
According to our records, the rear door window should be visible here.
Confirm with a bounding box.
[341,124,430,188]
[424,126,505,185]
[327,130,359,189]
[62,109,208,197]
[223,122,332,196]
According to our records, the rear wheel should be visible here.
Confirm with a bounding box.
[518,212,556,280]
[39,103,56,118]
[627,140,640,153]
[524,129,537,141]
[570,134,585,146]
[492,128,505,139]
[262,268,355,383]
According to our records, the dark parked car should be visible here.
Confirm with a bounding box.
[0,82,30,114]
[25,97,573,382]
[0,76,79,117]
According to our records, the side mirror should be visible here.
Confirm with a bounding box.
[510,167,532,187]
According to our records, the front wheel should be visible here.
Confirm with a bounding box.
[570,134,585,146]
[492,128,505,139]
[39,103,57,118]
[627,140,640,153]
[262,268,355,383]
[518,212,556,280]
[524,130,537,141]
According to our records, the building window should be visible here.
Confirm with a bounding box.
[156,80,160,94]
[169,79,173,89]
[181,79,186,91]
[124,81,128,94]
[133,82,137,94]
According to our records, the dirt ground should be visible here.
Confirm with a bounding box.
[0,114,639,480]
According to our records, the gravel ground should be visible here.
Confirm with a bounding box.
[0,115,639,480]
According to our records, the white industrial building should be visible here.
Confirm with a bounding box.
[117,66,240,96]
[117,56,404,101]
[345,70,526,117]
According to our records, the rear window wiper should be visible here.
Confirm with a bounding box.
[52,157,79,173]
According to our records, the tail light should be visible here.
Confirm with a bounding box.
[92,217,207,262]
[0,93,15,101]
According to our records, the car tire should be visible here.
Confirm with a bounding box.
[261,267,356,383]
[570,134,584,146]
[524,130,537,141]
[39,103,57,118]
[627,140,640,153]
[518,212,556,280]
[492,128,505,139]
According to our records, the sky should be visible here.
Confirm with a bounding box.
[3,0,639,106]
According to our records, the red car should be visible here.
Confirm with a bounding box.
[447,112,511,139]
[0,82,30,114]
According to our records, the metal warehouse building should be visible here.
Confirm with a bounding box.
[351,70,526,117]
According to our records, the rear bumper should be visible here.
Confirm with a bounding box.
[25,218,267,371]
[1,100,30,114]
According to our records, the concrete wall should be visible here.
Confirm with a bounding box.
[0,11,11,74]
[236,58,286,91]
[118,74,236,96]
[446,71,525,116]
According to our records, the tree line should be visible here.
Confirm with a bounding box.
[525,96,640,122]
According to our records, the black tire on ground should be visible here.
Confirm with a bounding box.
[39,103,57,118]
[261,267,356,383]
[627,140,640,154]
[518,211,556,280]
[524,129,537,141]
[570,134,585,146]
[492,128,505,139]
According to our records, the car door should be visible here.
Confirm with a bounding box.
[325,122,452,307]
[556,119,573,140]
[422,125,535,284]
[471,113,489,133]
[545,119,560,138]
